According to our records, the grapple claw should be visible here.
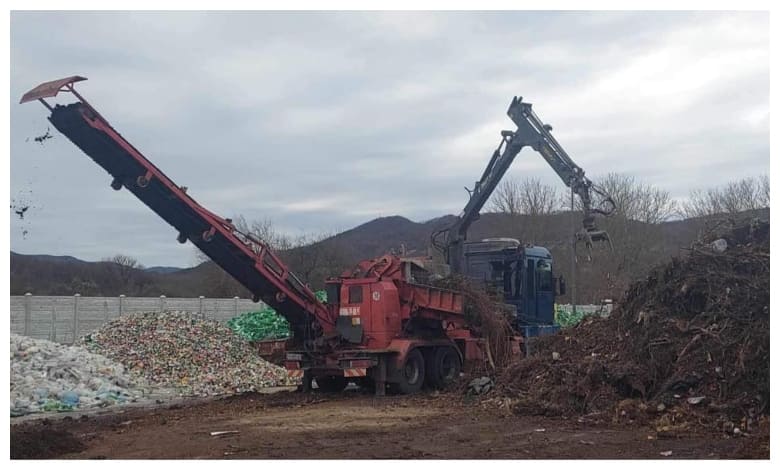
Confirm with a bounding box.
[574,227,613,262]
[587,229,612,250]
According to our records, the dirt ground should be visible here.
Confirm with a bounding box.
[10,389,768,459]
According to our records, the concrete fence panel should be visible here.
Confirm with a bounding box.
[10,294,265,344]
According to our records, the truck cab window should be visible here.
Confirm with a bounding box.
[325,283,340,305]
[349,285,363,304]
[537,260,552,292]
[526,259,535,294]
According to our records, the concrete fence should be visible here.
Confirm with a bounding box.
[10,294,265,344]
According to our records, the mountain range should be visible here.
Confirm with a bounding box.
[10,209,769,303]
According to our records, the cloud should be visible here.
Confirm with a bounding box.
[10,11,769,267]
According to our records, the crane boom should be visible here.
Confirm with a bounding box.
[433,96,615,271]
[20,77,335,345]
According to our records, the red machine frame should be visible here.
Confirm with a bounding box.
[21,76,503,395]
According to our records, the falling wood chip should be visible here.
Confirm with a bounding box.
[210,430,240,436]
[224,449,247,456]
[660,450,673,457]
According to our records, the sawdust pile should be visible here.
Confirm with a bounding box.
[498,219,769,430]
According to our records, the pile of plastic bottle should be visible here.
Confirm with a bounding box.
[10,334,150,417]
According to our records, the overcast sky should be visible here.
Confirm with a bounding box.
[10,11,769,267]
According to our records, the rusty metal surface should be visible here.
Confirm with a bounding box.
[19,76,87,103]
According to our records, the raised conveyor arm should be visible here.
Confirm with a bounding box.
[20,77,335,343]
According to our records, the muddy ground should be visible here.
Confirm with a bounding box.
[10,389,768,459]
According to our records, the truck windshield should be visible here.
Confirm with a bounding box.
[537,260,552,292]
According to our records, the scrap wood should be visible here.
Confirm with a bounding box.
[496,219,769,431]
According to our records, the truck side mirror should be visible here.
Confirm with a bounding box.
[558,277,566,296]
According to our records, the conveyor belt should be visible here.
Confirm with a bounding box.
[21,77,334,340]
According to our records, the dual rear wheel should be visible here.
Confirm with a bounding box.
[314,346,462,395]
[392,346,462,394]
[425,346,462,390]
[392,349,426,394]
[315,375,348,393]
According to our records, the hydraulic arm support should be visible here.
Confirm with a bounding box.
[433,96,615,269]
[20,77,335,344]
[506,97,615,255]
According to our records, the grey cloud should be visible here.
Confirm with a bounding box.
[10,11,768,267]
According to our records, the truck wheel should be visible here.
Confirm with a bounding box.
[356,376,375,391]
[427,347,462,389]
[393,349,425,395]
[315,376,348,393]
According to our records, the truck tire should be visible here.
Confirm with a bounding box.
[392,349,425,395]
[427,347,462,389]
[356,376,375,391]
[315,376,348,393]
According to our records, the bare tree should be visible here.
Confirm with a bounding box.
[110,254,141,269]
[682,175,769,218]
[489,177,560,215]
[102,254,144,285]
[633,185,677,225]
[682,188,722,219]
[759,174,770,208]
[192,215,349,293]
[193,215,294,265]
[593,173,676,224]
[488,178,522,215]
[242,216,294,251]
[280,232,350,288]
[519,177,560,216]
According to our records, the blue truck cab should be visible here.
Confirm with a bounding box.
[462,238,561,337]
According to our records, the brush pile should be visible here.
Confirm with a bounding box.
[433,276,515,370]
[499,219,769,431]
